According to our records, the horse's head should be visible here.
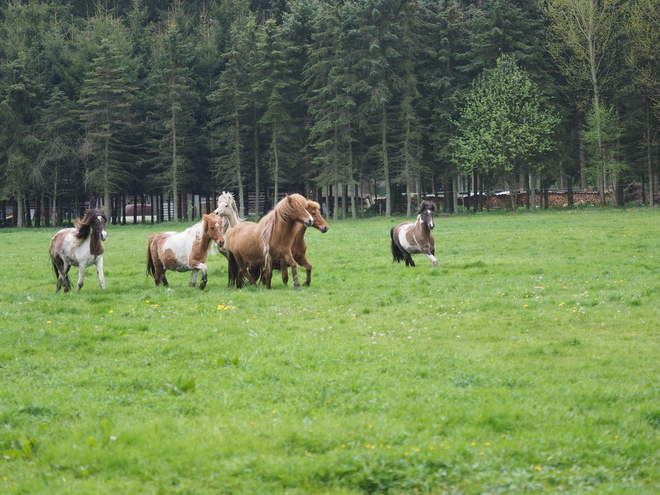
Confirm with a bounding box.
[215,191,234,215]
[77,209,108,241]
[306,201,329,233]
[285,194,314,227]
[418,201,435,230]
[203,213,225,250]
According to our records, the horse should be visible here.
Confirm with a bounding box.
[214,191,242,257]
[49,209,108,292]
[277,200,329,286]
[146,213,225,290]
[225,193,314,290]
[390,200,440,268]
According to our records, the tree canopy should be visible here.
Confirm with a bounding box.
[0,0,658,222]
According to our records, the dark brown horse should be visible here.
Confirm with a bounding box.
[225,194,313,290]
[146,213,225,290]
[390,201,440,268]
[49,209,108,292]
[278,200,329,286]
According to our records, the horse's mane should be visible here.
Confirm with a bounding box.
[308,200,321,210]
[215,191,241,231]
[418,201,435,214]
[72,209,106,255]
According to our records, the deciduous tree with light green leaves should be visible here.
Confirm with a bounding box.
[452,55,559,209]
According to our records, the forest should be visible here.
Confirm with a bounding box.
[1,0,659,226]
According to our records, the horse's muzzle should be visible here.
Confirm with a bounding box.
[319,226,329,233]
[101,230,108,240]
[428,223,435,230]
[216,240,225,250]
[304,218,314,227]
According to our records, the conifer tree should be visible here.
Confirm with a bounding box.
[207,20,253,214]
[146,6,199,220]
[79,36,137,212]
[253,18,298,202]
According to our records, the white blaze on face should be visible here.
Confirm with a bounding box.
[98,215,108,240]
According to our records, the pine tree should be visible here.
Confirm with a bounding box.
[253,18,298,202]
[146,6,199,220]
[79,37,137,211]
[207,20,253,214]
[303,3,356,218]
[347,0,403,217]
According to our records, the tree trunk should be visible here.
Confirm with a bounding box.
[382,104,392,217]
[647,101,655,207]
[579,139,588,189]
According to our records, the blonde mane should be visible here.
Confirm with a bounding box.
[256,194,308,265]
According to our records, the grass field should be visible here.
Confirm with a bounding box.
[1,208,660,494]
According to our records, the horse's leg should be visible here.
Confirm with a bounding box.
[298,255,312,286]
[96,255,106,289]
[61,263,72,292]
[53,258,65,292]
[421,244,440,268]
[405,252,416,267]
[280,259,289,285]
[190,268,199,288]
[77,263,86,290]
[192,263,209,290]
[282,252,301,290]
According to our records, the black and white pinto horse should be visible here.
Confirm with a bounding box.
[49,209,108,292]
[390,201,440,268]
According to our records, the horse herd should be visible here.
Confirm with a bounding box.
[48,193,439,293]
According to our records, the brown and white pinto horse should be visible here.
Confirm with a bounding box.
[278,200,329,286]
[225,194,313,290]
[390,201,440,268]
[49,209,108,292]
[146,213,225,290]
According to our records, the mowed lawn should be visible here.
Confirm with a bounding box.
[1,208,659,494]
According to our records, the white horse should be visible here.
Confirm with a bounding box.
[214,191,242,257]
[49,209,108,292]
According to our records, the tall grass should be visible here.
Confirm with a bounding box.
[1,208,659,494]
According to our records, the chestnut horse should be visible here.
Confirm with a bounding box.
[278,200,329,286]
[390,201,440,268]
[146,213,225,290]
[49,209,108,292]
[225,194,313,290]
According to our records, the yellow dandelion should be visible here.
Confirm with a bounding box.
[109,310,114,313]
[145,300,150,303]
[485,442,490,446]
[559,302,565,306]
[47,321,52,324]
[524,304,529,308]
[534,465,542,471]
[471,442,476,446]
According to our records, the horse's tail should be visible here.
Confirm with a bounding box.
[227,250,239,287]
[146,237,155,277]
[390,227,405,263]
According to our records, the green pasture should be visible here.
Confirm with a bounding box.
[1,208,660,494]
